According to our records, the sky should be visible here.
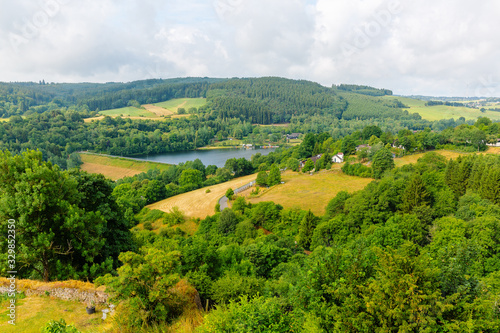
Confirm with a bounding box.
[1,0,499,96]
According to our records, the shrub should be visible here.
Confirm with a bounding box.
[41,319,81,333]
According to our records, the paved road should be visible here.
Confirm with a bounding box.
[218,181,255,211]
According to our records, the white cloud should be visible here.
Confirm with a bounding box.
[0,0,500,95]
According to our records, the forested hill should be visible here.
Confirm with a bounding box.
[206,77,348,124]
[0,77,401,123]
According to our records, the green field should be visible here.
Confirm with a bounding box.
[382,96,500,121]
[240,170,372,216]
[99,106,156,118]
[80,153,171,180]
[154,98,206,112]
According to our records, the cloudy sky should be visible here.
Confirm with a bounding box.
[1,0,499,96]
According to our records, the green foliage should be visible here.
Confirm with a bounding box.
[210,272,263,304]
[372,147,395,179]
[41,319,81,333]
[95,247,184,329]
[197,295,299,333]
[401,174,431,213]
[324,191,351,220]
[217,209,239,234]
[256,170,268,187]
[0,150,131,281]
[341,161,372,178]
[178,168,203,189]
[298,210,318,250]
[286,157,299,172]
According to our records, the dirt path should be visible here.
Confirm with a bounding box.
[142,104,174,116]
[80,162,142,180]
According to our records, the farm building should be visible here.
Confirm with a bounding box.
[356,144,371,151]
[332,152,344,163]
[487,139,500,147]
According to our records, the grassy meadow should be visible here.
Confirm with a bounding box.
[80,153,171,180]
[0,296,112,333]
[382,96,500,121]
[99,106,156,118]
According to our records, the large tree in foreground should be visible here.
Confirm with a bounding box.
[0,150,131,281]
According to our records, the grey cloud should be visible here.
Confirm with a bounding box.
[1,0,500,96]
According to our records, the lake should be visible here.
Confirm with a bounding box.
[133,147,277,168]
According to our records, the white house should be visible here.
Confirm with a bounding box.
[332,152,344,163]
[487,139,500,147]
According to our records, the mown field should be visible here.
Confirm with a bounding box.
[154,98,206,113]
[99,106,156,118]
[84,98,206,122]
[80,153,171,180]
[382,96,500,121]
[0,296,111,333]
[147,148,500,219]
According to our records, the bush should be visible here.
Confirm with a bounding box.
[226,188,234,200]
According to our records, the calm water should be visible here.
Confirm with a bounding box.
[133,148,277,168]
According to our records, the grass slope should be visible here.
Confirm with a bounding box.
[80,153,171,180]
[99,106,156,118]
[382,96,500,121]
[147,174,257,219]
[242,170,372,216]
[154,98,206,113]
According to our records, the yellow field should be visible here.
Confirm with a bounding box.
[148,174,257,219]
[154,98,206,113]
[382,96,500,121]
[240,170,372,216]
[394,147,500,167]
[80,153,170,180]
[84,115,164,123]
[0,296,112,333]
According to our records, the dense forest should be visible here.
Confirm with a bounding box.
[1,77,500,331]
[0,77,496,171]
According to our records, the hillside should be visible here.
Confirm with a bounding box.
[383,95,500,121]
[79,153,171,180]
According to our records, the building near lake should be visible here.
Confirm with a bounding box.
[332,152,344,163]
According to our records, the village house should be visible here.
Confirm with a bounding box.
[285,133,301,140]
[332,152,344,163]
